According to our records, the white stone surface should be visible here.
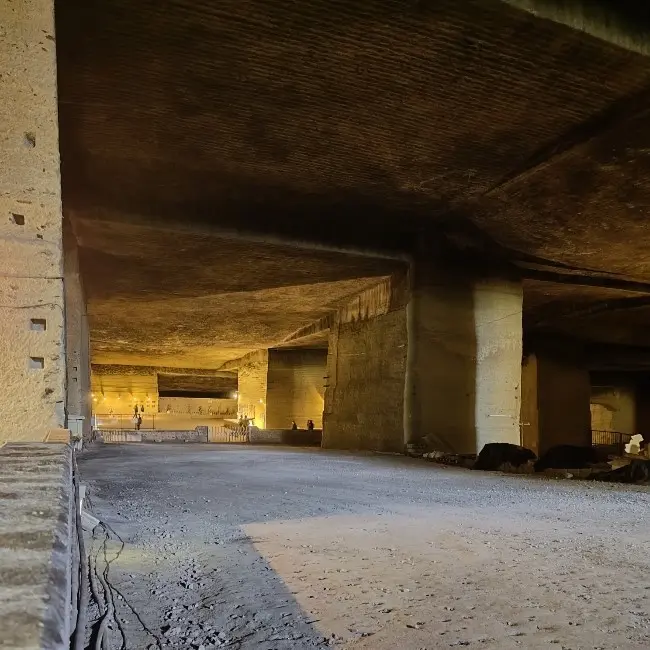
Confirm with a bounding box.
[0,0,65,442]
[474,278,523,450]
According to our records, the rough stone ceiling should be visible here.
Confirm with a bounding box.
[54,0,650,358]
[503,0,650,55]
[75,218,398,368]
[157,373,238,394]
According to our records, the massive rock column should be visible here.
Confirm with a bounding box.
[404,261,523,454]
[520,344,592,455]
[0,0,66,442]
[266,349,327,429]
[322,276,407,452]
[235,351,269,427]
[64,225,91,438]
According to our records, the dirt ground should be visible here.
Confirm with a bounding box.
[79,444,650,650]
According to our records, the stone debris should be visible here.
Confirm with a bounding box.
[421,444,650,483]
[625,434,644,455]
[422,451,476,469]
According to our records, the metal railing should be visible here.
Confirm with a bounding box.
[591,430,634,455]
[208,425,250,443]
[93,414,156,430]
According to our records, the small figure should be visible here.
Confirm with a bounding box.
[291,421,298,430]
[307,420,315,431]
[136,414,143,431]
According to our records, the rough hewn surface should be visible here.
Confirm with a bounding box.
[521,349,592,454]
[520,354,541,455]
[101,429,209,443]
[249,428,322,446]
[91,366,158,415]
[233,351,269,427]
[51,0,650,366]
[266,349,327,429]
[406,270,523,454]
[78,444,650,650]
[91,365,239,419]
[0,443,73,650]
[538,356,593,452]
[503,0,650,55]
[323,309,407,453]
[0,0,65,442]
[157,372,237,395]
[74,219,397,368]
[63,228,91,437]
[591,371,638,434]
[473,279,523,449]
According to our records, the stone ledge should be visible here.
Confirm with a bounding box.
[0,443,73,650]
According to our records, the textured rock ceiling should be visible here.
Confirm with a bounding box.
[74,218,399,367]
[54,0,650,365]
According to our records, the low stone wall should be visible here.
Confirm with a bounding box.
[0,443,74,650]
[100,427,208,443]
[249,428,322,447]
[101,431,142,443]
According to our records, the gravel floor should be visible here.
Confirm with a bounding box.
[79,443,650,650]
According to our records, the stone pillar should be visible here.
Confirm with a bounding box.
[404,261,523,454]
[635,375,650,439]
[64,224,91,438]
[236,350,269,428]
[520,348,592,455]
[520,354,540,455]
[322,276,408,452]
[266,349,327,429]
[0,0,65,442]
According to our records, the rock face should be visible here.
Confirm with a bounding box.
[534,445,602,471]
[474,443,536,471]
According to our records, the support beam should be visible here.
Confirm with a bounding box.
[0,0,65,442]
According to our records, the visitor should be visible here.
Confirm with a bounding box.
[291,421,298,430]
[307,419,314,431]
[136,414,142,431]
